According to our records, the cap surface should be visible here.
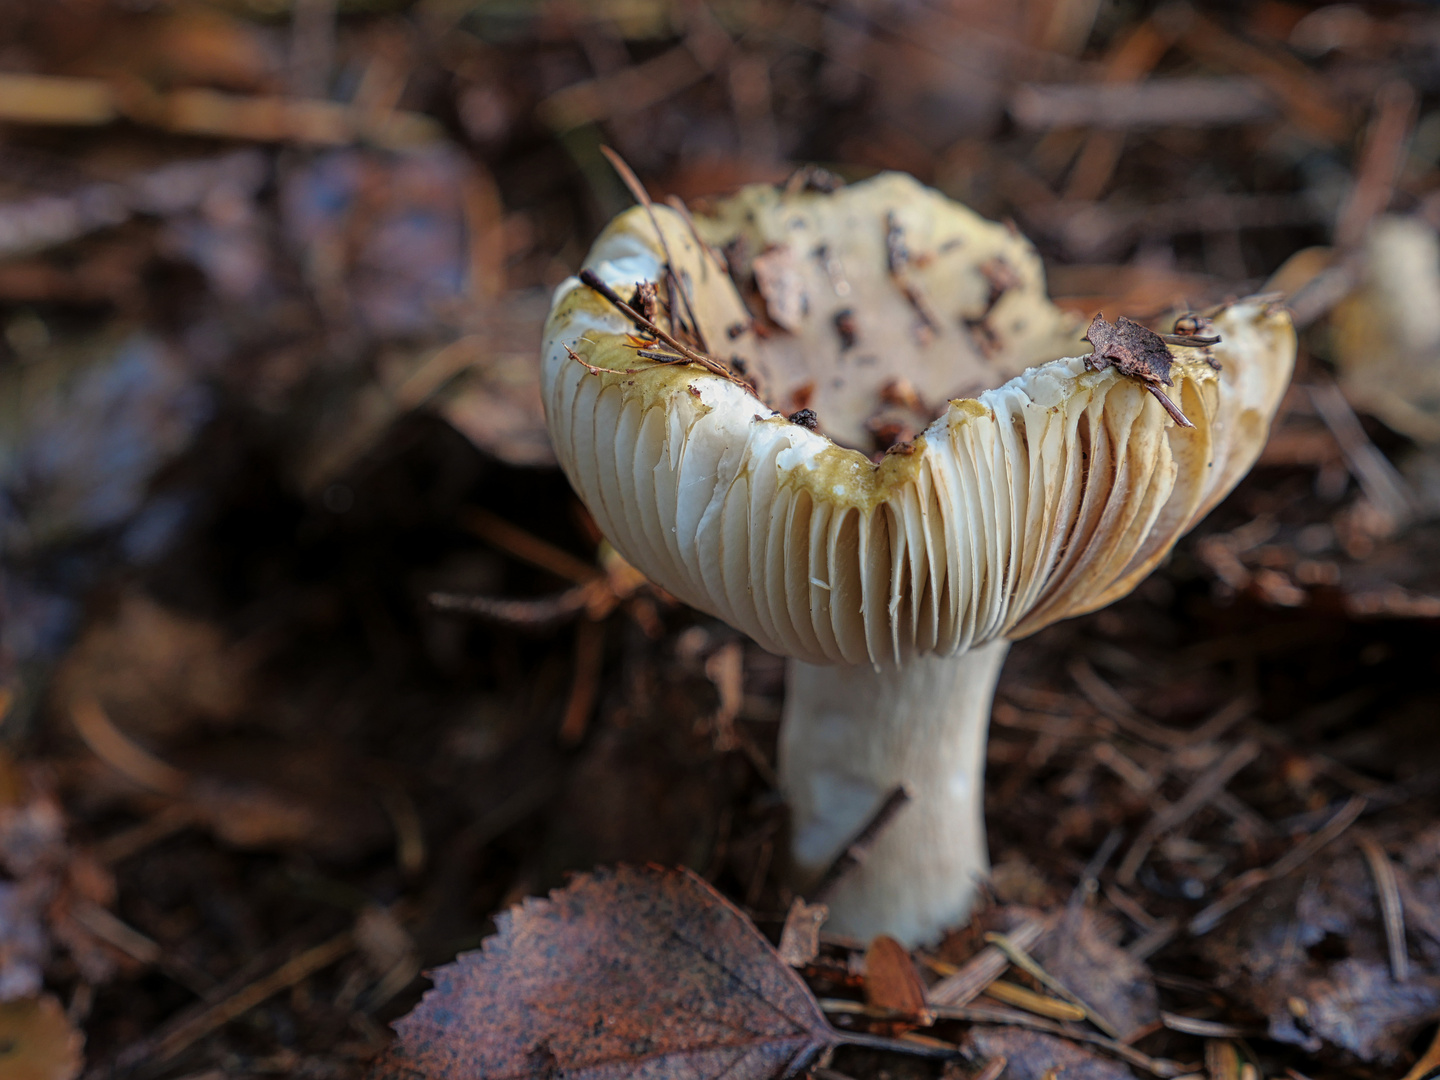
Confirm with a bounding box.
[542,174,1296,666]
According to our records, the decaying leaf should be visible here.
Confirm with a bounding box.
[375,865,836,1080]
[1083,314,1194,426]
[962,1026,1131,1080]
[1199,823,1440,1064]
[0,994,84,1080]
[1032,910,1157,1041]
[1082,314,1176,387]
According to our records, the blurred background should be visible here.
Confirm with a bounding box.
[2,0,1440,1076]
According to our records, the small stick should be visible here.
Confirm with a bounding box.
[1160,1012,1261,1038]
[927,916,1046,1006]
[559,618,605,746]
[1156,333,1221,347]
[1146,384,1195,429]
[600,145,709,353]
[430,582,603,627]
[973,1055,1009,1080]
[1356,833,1409,983]
[1116,739,1261,886]
[149,929,355,1064]
[71,696,189,797]
[810,785,912,903]
[460,506,600,584]
[575,270,751,390]
[983,932,1121,1039]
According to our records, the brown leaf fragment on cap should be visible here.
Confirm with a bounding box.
[1083,314,1194,428]
[374,866,836,1080]
[788,408,820,431]
[630,281,659,323]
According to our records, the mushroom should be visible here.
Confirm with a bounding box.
[541,173,1296,945]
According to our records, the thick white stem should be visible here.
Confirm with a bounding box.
[779,640,1010,946]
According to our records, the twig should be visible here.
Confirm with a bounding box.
[1116,739,1262,886]
[1356,833,1409,983]
[810,785,912,903]
[1188,795,1367,935]
[1068,659,1187,748]
[1335,80,1416,249]
[1146,385,1195,429]
[1069,828,1123,912]
[460,507,600,584]
[599,145,709,354]
[1161,1012,1262,1038]
[927,916,1046,1006]
[983,932,1121,1039]
[429,584,597,626]
[575,269,751,390]
[70,696,189,797]
[147,929,355,1064]
[559,619,605,747]
[1308,378,1415,529]
[973,1055,1009,1080]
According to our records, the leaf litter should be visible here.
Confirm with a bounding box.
[2,1,1440,1078]
[373,865,838,1080]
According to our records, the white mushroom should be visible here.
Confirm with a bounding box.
[541,172,1296,945]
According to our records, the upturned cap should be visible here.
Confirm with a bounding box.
[542,173,1295,666]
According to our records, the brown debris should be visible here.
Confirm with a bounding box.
[1083,313,1193,428]
[374,866,837,1080]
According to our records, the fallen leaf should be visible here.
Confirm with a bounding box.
[375,865,836,1079]
[1032,909,1157,1041]
[0,994,84,1080]
[963,1027,1131,1080]
[864,934,933,1026]
[1199,823,1440,1064]
[1083,314,1176,387]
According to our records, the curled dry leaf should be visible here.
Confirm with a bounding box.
[374,865,836,1080]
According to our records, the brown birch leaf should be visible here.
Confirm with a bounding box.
[373,865,836,1080]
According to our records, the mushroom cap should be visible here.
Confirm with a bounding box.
[542,173,1296,666]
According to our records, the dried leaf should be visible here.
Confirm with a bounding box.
[375,865,836,1080]
[1199,823,1440,1063]
[963,1027,1131,1080]
[1032,910,1157,1041]
[776,898,828,967]
[1083,314,1175,387]
[864,934,933,1026]
[0,994,84,1080]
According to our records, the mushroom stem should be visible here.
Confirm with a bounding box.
[779,640,1010,946]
